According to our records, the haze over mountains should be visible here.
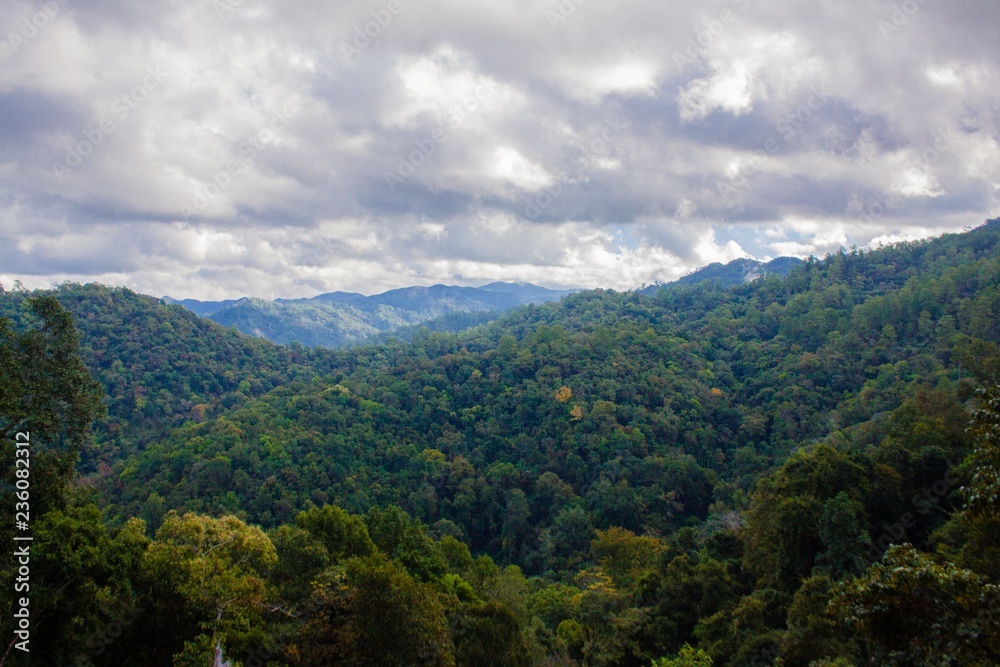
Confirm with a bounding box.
[164,282,579,348]
[166,258,802,347]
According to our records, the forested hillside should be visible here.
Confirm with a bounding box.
[109,221,999,550]
[641,256,802,292]
[0,285,332,474]
[1,220,999,666]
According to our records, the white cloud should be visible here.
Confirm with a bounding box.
[558,58,661,104]
[491,146,553,191]
[678,61,755,121]
[0,0,997,299]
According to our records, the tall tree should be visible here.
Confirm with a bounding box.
[140,512,278,666]
[0,295,104,506]
[0,296,105,665]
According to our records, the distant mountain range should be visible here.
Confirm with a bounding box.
[164,282,578,348]
[166,258,802,348]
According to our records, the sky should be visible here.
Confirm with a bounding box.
[1,0,998,299]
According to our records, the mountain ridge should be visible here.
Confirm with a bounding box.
[164,258,804,348]
[164,282,578,348]
[641,256,803,293]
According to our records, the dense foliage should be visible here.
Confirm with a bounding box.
[108,220,1000,561]
[0,285,321,472]
[1,219,999,665]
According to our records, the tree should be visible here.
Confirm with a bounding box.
[297,554,456,666]
[652,644,713,666]
[694,589,784,666]
[963,385,1000,518]
[9,500,148,667]
[0,296,106,664]
[0,296,104,524]
[779,575,855,666]
[830,544,1000,665]
[295,504,376,563]
[269,524,329,601]
[590,527,664,589]
[452,600,531,667]
[0,295,104,452]
[953,384,1000,580]
[816,492,869,579]
[743,445,873,590]
[540,506,594,573]
[140,512,277,665]
[364,505,446,581]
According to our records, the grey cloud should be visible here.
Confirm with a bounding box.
[0,0,997,298]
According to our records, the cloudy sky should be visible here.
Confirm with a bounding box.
[1,0,998,299]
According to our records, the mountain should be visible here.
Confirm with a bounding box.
[280,290,366,305]
[4,220,1000,665]
[167,282,577,348]
[641,256,802,293]
[159,296,243,317]
[108,220,1000,538]
[364,282,560,311]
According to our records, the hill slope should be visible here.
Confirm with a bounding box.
[107,221,1000,563]
[0,285,331,468]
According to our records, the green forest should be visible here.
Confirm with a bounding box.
[2,219,1000,666]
